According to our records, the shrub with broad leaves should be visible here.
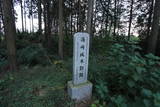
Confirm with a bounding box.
[89,43,160,107]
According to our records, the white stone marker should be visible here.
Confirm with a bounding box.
[68,32,93,102]
[73,32,89,85]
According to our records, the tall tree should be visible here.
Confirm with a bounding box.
[42,0,52,47]
[127,0,134,40]
[0,0,3,34]
[113,0,117,36]
[146,0,154,38]
[24,0,27,31]
[46,1,52,47]
[37,0,42,34]
[31,0,34,32]
[99,0,112,36]
[87,0,94,35]
[58,0,64,59]
[43,0,47,40]
[147,0,160,54]
[2,0,17,71]
[20,0,24,32]
[70,0,73,35]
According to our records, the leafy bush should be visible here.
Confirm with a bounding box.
[16,31,41,42]
[17,44,51,66]
[91,36,112,55]
[89,43,160,107]
[91,100,107,107]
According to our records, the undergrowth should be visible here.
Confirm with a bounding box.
[89,43,160,107]
[1,33,160,107]
[0,63,74,107]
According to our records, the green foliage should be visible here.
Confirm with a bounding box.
[1,32,160,106]
[16,31,41,42]
[91,36,112,55]
[0,74,14,105]
[95,81,109,100]
[0,64,74,107]
[17,44,51,66]
[89,43,160,107]
[0,33,74,71]
[111,95,127,107]
[0,74,13,91]
[91,100,106,107]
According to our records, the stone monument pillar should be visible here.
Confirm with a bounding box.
[68,32,93,103]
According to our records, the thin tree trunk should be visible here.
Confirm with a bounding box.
[29,0,32,33]
[147,0,160,54]
[109,17,113,36]
[43,3,47,42]
[113,0,117,37]
[128,0,134,40]
[92,0,97,36]
[77,0,80,32]
[87,0,94,48]
[31,0,34,33]
[38,0,42,34]
[29,17,31,33]
[20,0,24,32]
[0,18,2,36]
[74,21,76,33]
[70,14,73,35]
[147,0,154,38]
[58,0,64,59]
[117,0,121,35]
[0,19,1,34]
[106,0,111,35]
[70,0,73,35]
[76,14,79,32]
[2,0,17,71]
[0,0,2,34]
[65,20,68,36]
[24,0,26,32]
[87,0,94,34]
[78,0,84,32]
[46,2,51,47]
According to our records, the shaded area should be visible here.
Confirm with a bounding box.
[0,65,74,107]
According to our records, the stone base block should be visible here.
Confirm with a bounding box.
[67,81,93,102]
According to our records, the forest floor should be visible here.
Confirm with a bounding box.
[0,65,76,107]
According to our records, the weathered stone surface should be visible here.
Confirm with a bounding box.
[67,81,92,102]
[73,32,90,85]
[68,32,92,104]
